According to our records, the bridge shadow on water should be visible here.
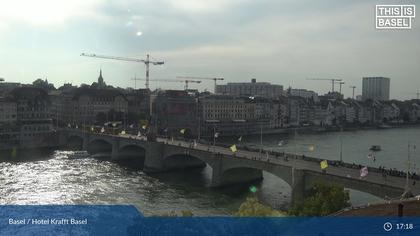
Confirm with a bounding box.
[147,165,293,212]
[0,148,56,162]
[147,166,212,188]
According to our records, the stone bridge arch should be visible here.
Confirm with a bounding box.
[67,135,84,150]
[215,157,294,188]
[162,147,295,191]
[87,138,113,157]
[163,153,207,170]
[117,144,147,169]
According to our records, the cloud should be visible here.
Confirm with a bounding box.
[0,0,418,99]
[164,0,249,13]
[0,0,103,26]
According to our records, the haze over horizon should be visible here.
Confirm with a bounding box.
[0,0,419,99]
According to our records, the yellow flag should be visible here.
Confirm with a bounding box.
[91,126,94,132]
[142,124,147,130]
[180,129,186,134]
[230,144,237,153]
[320,160,328,170]
[120,130,126,135]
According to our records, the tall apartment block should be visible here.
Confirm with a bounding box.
[362,77,390,101]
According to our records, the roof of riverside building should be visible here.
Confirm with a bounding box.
[332,197,420,216]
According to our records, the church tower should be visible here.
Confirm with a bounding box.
[98,69,106,87]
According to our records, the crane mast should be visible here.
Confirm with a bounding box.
[349,86,356,99]
[132,78,201,90]
[81,53,164,89]
[306,78,343,93]
[177,76,224,93]
[335,81,345,94]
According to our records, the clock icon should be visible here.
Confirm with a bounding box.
[383,222,393,232]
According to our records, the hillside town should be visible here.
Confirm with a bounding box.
[0,72,419,148]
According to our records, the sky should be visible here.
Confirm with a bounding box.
[0,0,419,100]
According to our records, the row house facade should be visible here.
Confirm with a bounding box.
[10,87,55,147]
[50,88,128,127]
[410,103,420,122]
[287,97,403,127]
[71,88,128,126]
[199,95,285,136]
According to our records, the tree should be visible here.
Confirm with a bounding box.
[32,78,55,91]
[234,196,286,217]
[90,82,99,89]
[289,182,350,216]
[58,83,76,91]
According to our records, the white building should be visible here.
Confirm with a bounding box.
[215,79,284,98]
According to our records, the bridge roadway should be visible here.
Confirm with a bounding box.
[61,130,420,202]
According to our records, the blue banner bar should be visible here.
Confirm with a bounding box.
[1,205,420,236]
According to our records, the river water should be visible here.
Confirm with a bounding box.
[0,127,419,216]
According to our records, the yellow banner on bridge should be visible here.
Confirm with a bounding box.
[320,160,328,170]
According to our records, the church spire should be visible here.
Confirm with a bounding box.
[98,69,105,87]
[98,69,103,81]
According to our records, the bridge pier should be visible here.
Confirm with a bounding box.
[290,169,306,204]
[111,139,120,161]
[58,131,69,147]
[143,142,165,173]
[82,134,89,150]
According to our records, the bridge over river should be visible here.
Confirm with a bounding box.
[60,129,420,202]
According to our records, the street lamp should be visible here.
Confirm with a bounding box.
[213,125,217,154]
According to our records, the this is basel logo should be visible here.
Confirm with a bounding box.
[376,5,415,29]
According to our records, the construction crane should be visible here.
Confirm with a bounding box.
[335,81,345,94]
[306,78,343,93]
[176,76,224,93]
[349,86,356,99]
[132,78,201,90]
[81,53,164,90]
